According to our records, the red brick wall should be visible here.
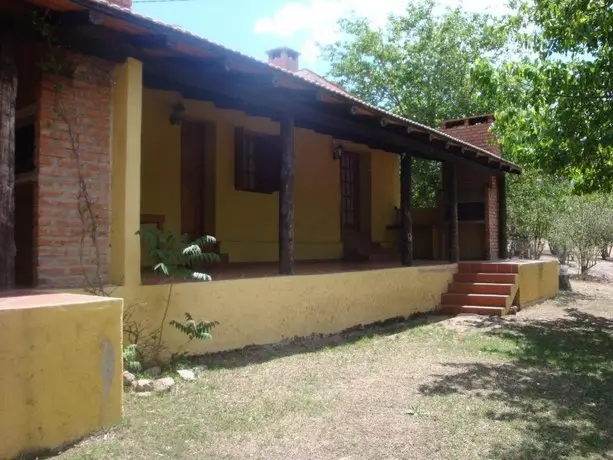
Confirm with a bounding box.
[442,120,500,155]
[485,175,499,260]
[443,117,501,260]
[36,54,114,288]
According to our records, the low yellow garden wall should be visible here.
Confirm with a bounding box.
[118,264,457,356]
[0,293,123,460]
[516,260,559,307]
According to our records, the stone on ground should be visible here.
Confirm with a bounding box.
[177,369,196,381]
[132,379,154,392]
[123,370,136,386]
[153,377,176,392]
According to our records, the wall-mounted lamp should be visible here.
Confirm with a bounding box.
[169,100,186,126]
[332,144,344,160]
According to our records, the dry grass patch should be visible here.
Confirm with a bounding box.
[55,281,613,460]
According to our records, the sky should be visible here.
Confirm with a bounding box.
[133,0,509,75]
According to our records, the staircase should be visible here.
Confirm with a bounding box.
[439,262,520,316]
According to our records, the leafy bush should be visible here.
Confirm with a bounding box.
[139,228,220,281]
[123,344,141,373]
[138,228,221,362]
[507,171,570,259]
[170,312,219,342]
[550,194,613,274]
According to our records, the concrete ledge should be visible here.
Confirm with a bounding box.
[116,264,457,356]
[515,260,559,307]
[0,293,123,460]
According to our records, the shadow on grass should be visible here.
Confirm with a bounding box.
[554,290,596,307]
[188,314,449,370]
[419,308,613,459]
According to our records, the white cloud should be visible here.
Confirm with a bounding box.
[254,0,510,65]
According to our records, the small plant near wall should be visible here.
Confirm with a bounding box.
[170,313,219,341]
[139,228,220,363]
[123,344,142,373]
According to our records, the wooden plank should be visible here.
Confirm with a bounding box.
[449,163,460,263]
[279,113,295,275]
[498,174,508,259]
[400,153,413,266]
[0,39,17,289]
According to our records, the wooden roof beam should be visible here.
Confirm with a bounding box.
[50,10,106,27]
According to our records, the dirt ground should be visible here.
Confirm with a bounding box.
[53,265,613,460]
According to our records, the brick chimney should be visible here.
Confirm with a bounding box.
[267,47,300,72]
[109,0,132,9]
[440,114,500,155]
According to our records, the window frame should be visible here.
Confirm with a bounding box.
[234,127,282,194]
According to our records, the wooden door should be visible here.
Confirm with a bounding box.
[340,151,360,232]
[180,122,206,239]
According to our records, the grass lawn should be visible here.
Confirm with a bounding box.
[57,280,613,460]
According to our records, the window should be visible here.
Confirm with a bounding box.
[234,127,281,194]
[458,202,485,222]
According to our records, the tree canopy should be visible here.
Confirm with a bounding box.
[322,0,511,127]
[475,0,613,192]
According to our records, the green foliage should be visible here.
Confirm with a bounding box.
[139,228,221,362]
[123,344,142,373]
[412,159,441,208]
[169,312,219,342]
[139,228,220,281]
[550,194,613,274]
[474,0,613,192]
[322,0,513,125]
[507,170,571,259]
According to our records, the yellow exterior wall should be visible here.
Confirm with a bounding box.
[516,260,559,307]
[140,89,182,233]
[140,89,400,263]
[0,294,123,460]
[371,149,400,248]
[116,264,456,356]
[110,58,143,285]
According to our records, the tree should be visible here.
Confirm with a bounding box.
[550,194,613,274]
[321,0,516,207]
[475,0,613,192]
[506,170,570,259]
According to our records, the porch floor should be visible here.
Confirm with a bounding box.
[141,258,453,284]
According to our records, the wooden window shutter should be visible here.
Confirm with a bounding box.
[254,134,281,193]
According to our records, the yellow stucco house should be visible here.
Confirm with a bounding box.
[2,0,560,358]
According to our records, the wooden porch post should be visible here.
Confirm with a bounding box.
[400,153,413,266]
[0,40,17,290]
[498,174,508,259]
[449,163,459,263]
[279,113,295,275]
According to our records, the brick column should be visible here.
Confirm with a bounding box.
[484,175,499,260]
[110,58,143,286]
[36,55,114,288]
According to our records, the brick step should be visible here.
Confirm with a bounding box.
[440,305,507,316]
[458,263,519,274]
[454,273,517,284]
[441,293,509,307]
[448,282,514,295]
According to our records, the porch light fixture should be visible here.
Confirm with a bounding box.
[332,144,344,160]
[169,100,186,126]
